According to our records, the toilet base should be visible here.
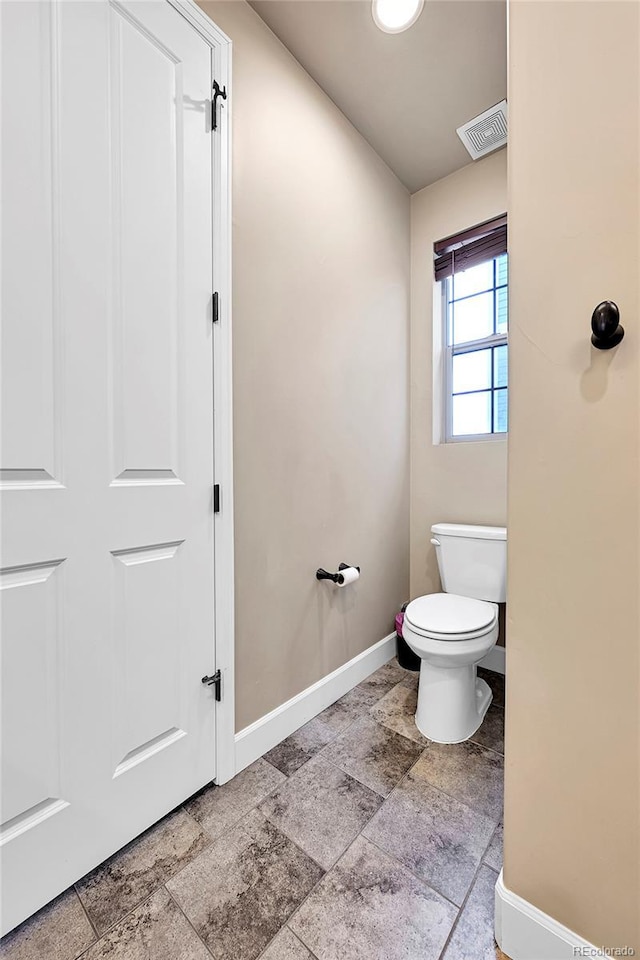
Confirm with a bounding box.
[415,663,493,744]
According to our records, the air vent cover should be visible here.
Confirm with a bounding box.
[456,100,508,160]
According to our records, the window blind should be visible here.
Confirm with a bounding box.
[434,214,507,282]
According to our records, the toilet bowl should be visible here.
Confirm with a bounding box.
[403,594,498,743]
[403,523,506,744]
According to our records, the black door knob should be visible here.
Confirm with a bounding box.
[591,301,624,350]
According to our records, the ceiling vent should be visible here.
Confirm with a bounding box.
[456,100,508,160]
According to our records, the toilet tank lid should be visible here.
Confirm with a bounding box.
[431,523,506,541]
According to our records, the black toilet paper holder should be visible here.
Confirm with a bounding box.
[316,563,360,584]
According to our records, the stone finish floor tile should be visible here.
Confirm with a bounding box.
[185,758,286,840]
[483,822,503,872]
[319,716,423,797]
[260,927,317,960]
[0,889,95,960]
[260,757,382,869]
[76,808,210,935]
[289,835,457,960]
[443,865,508,959]
[4,667,510,960]
[370,677,428,746]
[471,705,505,755]
[264,718,336,777]
[316,687,374,735]
[401,670,419,689]
[415,741,504,820]
[167,810,323,960]
[82,888,210,960]
[363,772,495,905]
[353,660,408,705]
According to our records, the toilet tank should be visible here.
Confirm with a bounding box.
[431,523,507,602]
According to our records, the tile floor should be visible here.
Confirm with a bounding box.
[0,662,509,960]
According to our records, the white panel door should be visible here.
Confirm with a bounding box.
[0,0,217,934]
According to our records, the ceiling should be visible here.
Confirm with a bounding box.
[248,0,507,194]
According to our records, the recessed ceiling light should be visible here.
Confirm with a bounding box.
[372,0,425,34]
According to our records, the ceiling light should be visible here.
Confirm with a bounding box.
[372,0,425,34]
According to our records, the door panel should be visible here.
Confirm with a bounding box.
[110,3,184,480]
[0,561,65,831]
[1,0,216,934]
[111,540,186,777]
[0,1,61,485]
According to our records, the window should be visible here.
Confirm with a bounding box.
[434,216,508,441]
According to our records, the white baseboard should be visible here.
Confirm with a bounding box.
[234,632,396,776]
[495,870,599,959]
[479,643,505,675]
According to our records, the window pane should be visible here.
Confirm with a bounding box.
[494,345,508,388]
[496,286,508,334]
[452,391,491,436]
[445,279,454,343]
[452,291,493,344]
[496,253,508,287]
[494,388,508,433]
[452,349,491,394]
[452,260,494,299]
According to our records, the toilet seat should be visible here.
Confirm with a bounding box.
[404,593,498,641]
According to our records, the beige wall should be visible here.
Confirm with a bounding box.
[198,0,410,730]
[505,0,639,948]
[410,151,508,600]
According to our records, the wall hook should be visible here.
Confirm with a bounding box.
[591,301,624,350]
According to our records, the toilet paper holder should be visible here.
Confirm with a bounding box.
[316,562,360,584]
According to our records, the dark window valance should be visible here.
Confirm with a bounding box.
[434,214,507,282]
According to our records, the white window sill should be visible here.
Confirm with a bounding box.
[441,432,508,445]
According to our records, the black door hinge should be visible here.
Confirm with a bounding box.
[213,484,220,513]
[212,291,219,323]
[211,80,227,131]
[201,670,222,701]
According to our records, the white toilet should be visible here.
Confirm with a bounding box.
[403,523,506,744]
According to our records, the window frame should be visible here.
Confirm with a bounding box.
[442,262,508,444]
